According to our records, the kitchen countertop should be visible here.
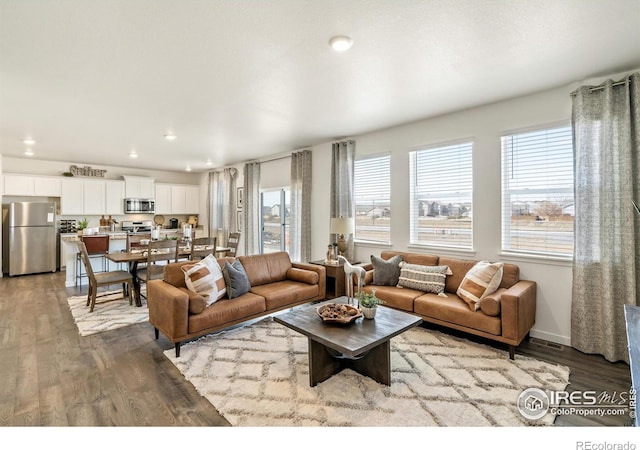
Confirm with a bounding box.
[59,228,190,242]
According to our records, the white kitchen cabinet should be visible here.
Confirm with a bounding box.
[185,186,199,214]
[61,179,84,215]
[3,174,62,197]
[155,184,172,214]
[82,179,105,215]
[105,180,125,214]
[155,184,200,214]
[124,176,155,199]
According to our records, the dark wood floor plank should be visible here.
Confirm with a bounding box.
[0,271,632,427]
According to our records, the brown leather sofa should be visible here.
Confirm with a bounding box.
[361,251,536,359]
[147,251,326,356]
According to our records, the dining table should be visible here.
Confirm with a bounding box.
[106,244,230,307]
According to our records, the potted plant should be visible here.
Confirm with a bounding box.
[77,218,89,236]
[358,289,384,319]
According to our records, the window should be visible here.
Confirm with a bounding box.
[501,125,574,257]
[354,154,391,243]
[260,188,290,254]
[409,141,473,249]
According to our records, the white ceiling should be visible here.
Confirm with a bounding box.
[1,0,640,173]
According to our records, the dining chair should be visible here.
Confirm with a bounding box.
[190,237,217,260]
[226,232,240,257]
[77,241,135,312]
[126,232,152,251]
[75,234,110,287]
[136,239,179,296]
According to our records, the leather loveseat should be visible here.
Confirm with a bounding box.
[147,251,326,356]
[360,251,536,359]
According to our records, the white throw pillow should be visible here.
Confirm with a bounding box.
[181,254,226,305]
[456,261,504,311]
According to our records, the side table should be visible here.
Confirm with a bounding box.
[309,259,360,300]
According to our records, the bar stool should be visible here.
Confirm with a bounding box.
[76,234,110,288]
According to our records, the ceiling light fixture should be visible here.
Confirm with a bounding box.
[23,138,36,145]
[329,35,353,52]
[24,148,34,156]
[129,149,138,158]
[206,159,213,166]
[185,165,192,172]
[164,132,177,141]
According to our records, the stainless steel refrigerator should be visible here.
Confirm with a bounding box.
[8,202,57,276]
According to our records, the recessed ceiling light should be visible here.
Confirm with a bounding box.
[164,132,177,141]
[185,165,192,172]
[23,138,36,145]
[206,159,213,166]
[24,148,34,156]
[129,149,138,158]
[329,35,353,52]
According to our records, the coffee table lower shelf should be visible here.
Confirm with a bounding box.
[274,297,422,387]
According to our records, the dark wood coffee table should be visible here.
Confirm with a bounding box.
[274,297,422,387]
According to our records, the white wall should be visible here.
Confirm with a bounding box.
[310,83,581,345]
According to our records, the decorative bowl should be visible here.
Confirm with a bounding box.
[316,303,362,324]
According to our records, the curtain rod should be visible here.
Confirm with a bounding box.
[570,77,630,96]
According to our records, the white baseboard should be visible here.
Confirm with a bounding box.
[529,329,571,346]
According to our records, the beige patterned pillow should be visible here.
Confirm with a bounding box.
[456,261,504,311]
[181,254,226,305]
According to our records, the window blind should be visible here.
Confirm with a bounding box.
[501,125,574,256]
[354,154,391,243]
[409,141,473,248]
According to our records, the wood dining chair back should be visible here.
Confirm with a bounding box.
[190,237,217,260]
[226,232,240,257]
[75,234,110,287]
[136,239,180,295]
[126,233,152,251]
[77,241,134,312]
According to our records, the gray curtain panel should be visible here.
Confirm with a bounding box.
[330,140,355,260]
[571,72,640,363]
[243,162,261,255]
[208,168,238,246]
[290,149,312,262]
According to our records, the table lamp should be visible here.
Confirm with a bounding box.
[330,217,354,257]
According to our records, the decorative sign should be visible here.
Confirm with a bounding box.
[69,165,107,177]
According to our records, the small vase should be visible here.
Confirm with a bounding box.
[361,306,377,319]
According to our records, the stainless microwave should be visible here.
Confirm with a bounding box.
[124,198,155,214]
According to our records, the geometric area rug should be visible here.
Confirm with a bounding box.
[164,317,571,427]
[66,289,148,336]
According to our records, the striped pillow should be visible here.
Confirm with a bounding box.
[456,261,504,311]
[397,263,451,295]
[182,254,226,305]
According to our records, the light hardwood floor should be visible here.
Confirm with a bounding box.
[0,271,632,427]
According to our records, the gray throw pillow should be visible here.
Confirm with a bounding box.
[222,260,251,299]
[371,254,403,286]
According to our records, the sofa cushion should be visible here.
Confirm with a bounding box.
[177,287,207,315]
[286,267,319,285]
[457,261,504,311]
[188,293,266,333]
[250,280,319,310]
[223,260,251,299]
[238,252,292,287]
[181,254,226,304]
[371,254,402,286]
[381,251,439,266]
[414,293,501,336]
[438,257,478,293]
[362,284,421,312]
[397,262,450,295]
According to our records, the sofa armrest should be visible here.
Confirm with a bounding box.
[500,280,537,342]
[147,279,189,341]
[292,262,326,298]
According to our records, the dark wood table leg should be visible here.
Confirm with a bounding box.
[347,340,391,386]
[308,338,341,387]
[129,261,142,307]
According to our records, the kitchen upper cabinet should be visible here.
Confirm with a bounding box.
[83,179,105,215]
[61,179,84,215]
[105,180,125,214]
[154,183,199,214]
[3,174,62,197]
[124,176,155,199]
[155,184,172,214]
